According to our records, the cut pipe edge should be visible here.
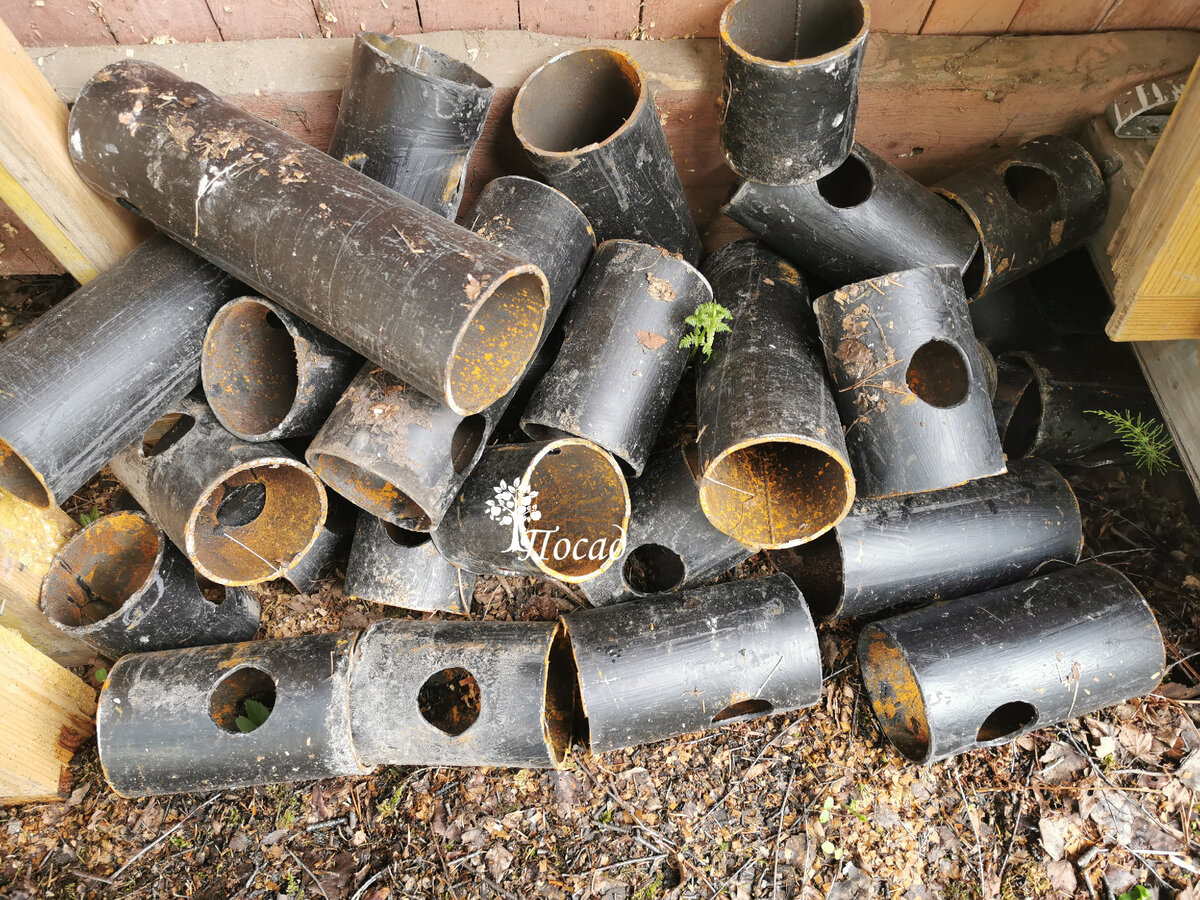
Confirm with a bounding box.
[307,449,436,531]
[0,438,53,509]
[719,0,869,71]
[358,32,494,92]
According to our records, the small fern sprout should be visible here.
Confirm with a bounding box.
[1086,409,1177,475]
[679,301,733,361]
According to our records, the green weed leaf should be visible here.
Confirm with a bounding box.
[1087,409,1177,475]
[679,302,733,362]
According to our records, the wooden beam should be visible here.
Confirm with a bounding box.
[0,626,95,805]
[0,18,147,282]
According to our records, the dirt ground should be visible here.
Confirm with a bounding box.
[1,275,1199,900]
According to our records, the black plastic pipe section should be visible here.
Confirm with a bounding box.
[934,135,1107,300]
[512,48,702,263]
[814,265,1006,498]
[202,297,361,442]
[718,0,869,185]
[772,459,1083,621]
[328,33,494,220]
[522,240,711,476]
[348,620,576,768]
[97,631,367,796]
[859,563,1164,764]
[282,494,357,593]
[564,573,822,752]
[723,144,980,285]
[40,511,261,658]
[432,439,630,584]
[580,446,752,606]
[109,397,328,587]
[344,513,475,614]
[699,240,855,548]
[67,60,549,416]
[0,235,237,509]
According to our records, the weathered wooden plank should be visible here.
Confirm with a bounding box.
[420,0,519,31]
[921,0,1022,33]
[1008,0,1112,34]
[1100,0,1200,31]
[207,0,324,40]
[519,0,642,39]
[869,0,937,33]
[0,0,115,46]
[101,0,223,43]
[641,0,724,38]
[315,0,421,37]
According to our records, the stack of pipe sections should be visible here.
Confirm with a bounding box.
[859,564,1164,764]
[344,513,475,614]
[281,495,357,593]
[771,459,1083,621]
[0,235,238,510]
[814,265,1006,498]
[698,240,855,548]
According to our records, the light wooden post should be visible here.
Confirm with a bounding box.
[0,17,147,282]
[0,627,96,804]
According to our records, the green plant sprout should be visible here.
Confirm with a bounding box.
[93,667,108,684]
[236,698,271,733]
[79,506,102,526]
[1117,887,1151,900]
[1087,409,1177,475]
[679,302,732,361]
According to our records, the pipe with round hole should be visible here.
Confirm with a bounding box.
[521,241,711,476]
[967,278,1055,356]
[771,459,1082,622]
[814,265,1006,498]
[108,397,328,587]
[344,513,475,614]
[0,234,238,511]
[282,494,357,593]
[202,297,361,442]
[564,573,821,753]
[580,446,752,606]
[718,0,869,185]
[67,60,549,417]
[722,144,980,285]
[432,439,630,584]
[858,563,1164,765]
[328,33,494,220]
[933,135,1106,300]
[512,48,702,263]
[97,630,367,796]
[348,619,574,767]
[40,511,261,658]
[698,240,855,549]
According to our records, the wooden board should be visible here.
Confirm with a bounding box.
[0,626,95,804]
[2,27,1197,272]
[921,0,1023,34]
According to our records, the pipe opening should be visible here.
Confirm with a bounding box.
[622,543,686,595]
[382,520,430,548]
[449,271,546,415]
[544,624,585,763]
[712,698,774,723]
[451,415,486,475]
[364,33,493,90]
[142,413,195,458]
[1003,370,1042,458]
[905,339,969,408]
[0,440,50,508]
[202,299,301,439]
[515,49,643,153]
[700,440,851,548]
[961,242,985,300]
[210,667,277,734]
[194,572,227,605]
[310,453,431,530]
[523,441,630,581]
[976,701,1038,744]
[1003,163,1059,215]
[860,627,930,762]
[817,153,873,208]
[42,511,159,629]
[115,197,142,217]
[723,0,865,62]
[418,667,481,736]
[191,461,325,584]
[769,533,845,619]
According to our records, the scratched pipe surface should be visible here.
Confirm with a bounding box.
[814,265,1006,498]
[109,397,328,587]
[344,513,475,614]
[772,459,1083,621]
[564,573,822,753]
[348,619,575,768]
[934,135,1107,300]
[328,33,494,219]
[97,631,366,797]
[698,240,854,549]
[67,60,549,416]
[522,241,711,476]
[513,48,702,263]
[202,296,361,442]
[859,563,1164,764]
[0,234,238,510]
[40,510,260,658]
[723,143,979,284]
[718,0,869,185]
